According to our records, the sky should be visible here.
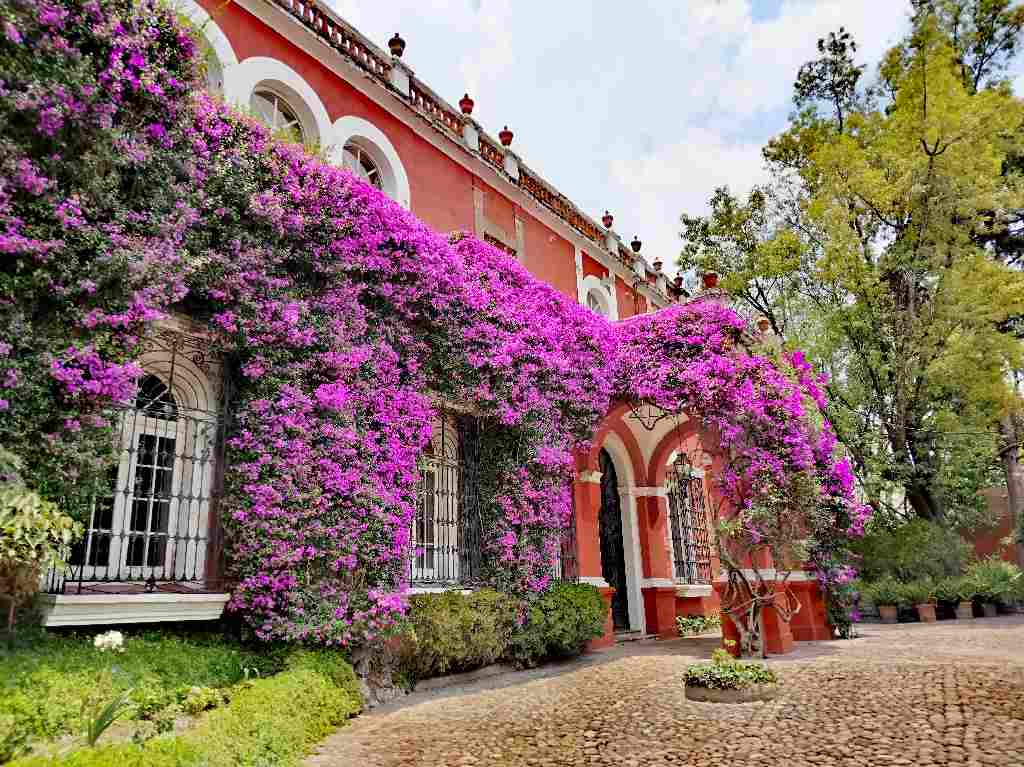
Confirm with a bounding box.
[324,0,916,270]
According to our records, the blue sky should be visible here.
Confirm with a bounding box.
[328,1,915,268]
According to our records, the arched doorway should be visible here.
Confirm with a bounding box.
[598,448,630,631]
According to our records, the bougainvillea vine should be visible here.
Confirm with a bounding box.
[0,0,868,645]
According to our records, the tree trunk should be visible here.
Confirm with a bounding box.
[999,413,1024,570]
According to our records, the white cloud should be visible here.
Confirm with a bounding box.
[325,0,909,272]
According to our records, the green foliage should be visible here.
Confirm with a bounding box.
[684,647,778,690]
[0,627,286,755]
[9,650,361,767]
[504,583,608,668]
[680,2,1024,525]
[862,576,907,607]
[675,613,722,637]
[898,579,937,605]
[965,556,1023,604]
[84,689,133,747]
[394,589,520,681]
[0,478,81,619]
[851,518,970,581]
[934,575,971,603]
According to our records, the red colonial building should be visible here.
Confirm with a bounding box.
[40,0,831,651]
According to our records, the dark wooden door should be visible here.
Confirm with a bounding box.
[598,449,629,631]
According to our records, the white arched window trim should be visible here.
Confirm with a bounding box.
[170,0,237,94]
[223,57,332,148]
[580,274,618,320]
[329,116,411,209]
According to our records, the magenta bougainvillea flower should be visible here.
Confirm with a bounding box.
[0,0,869,644]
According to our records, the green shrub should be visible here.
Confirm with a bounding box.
[676,613,721,637]
[851,519,970,582]
[934,576,970,604]
[966,557,1023,605]
[9,649,361,767]
[899,579,936,606]
[862,576,905,607]
[505,582,607,668]
[395,589,520,681]
[0,627,288,755]
[684,647,777,690]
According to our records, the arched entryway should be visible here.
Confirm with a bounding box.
[598,448,629,630]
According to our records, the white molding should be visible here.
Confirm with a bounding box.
[579,576,610,588]
[580,274,616,320]
[408,586,472,595]
[38,593,230,627]
[578,470,602,484]
[223,55,333,148]
[675,583,713,598]
[632,485,667,498]
[716,569,816,583]
[171,0,238,68]
[641,578,675,589]
[235,0,669,310]
[329,115,411,209]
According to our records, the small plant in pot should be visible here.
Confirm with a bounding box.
[935,576,973,620]
[966,557,1022,617]
[866,576,903,624]
[901,579,937,623]
[683,642,778,703]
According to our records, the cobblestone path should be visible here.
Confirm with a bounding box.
[308,616,1024,767]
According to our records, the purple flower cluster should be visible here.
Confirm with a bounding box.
[1,0,868,643]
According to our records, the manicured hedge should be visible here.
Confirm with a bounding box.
[8,650,362,767]
[505,582,607,667]
[395,589,520,681]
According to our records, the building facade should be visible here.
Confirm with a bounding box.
[40,0,832,650]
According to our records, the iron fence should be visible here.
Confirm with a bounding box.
[666,470,713,584]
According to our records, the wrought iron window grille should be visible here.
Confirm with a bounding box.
[665,454,713,585]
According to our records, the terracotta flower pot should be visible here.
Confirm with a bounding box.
[878,604,898,624]
[702,272,719,290]
[757,317,771,333]
[955,601,974,620]
[915,603,937,623]
[458,93,474,115]
[498,126,513,147]
[601,211,613,229]
[982,603,998,618]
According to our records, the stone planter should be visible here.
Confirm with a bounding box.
[982,603,998,618]
[915,603,937,623]
[955,601,974,620]
[878,604,898,624]
[685,683,778,704]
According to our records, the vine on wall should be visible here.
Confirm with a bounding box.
[0,0,868,645]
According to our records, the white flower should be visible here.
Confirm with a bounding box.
[93,630,125,653]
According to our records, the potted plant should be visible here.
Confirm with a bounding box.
[865,576,903,624]
[902,579,937,623]
[966,557,1022,617]
[683,642,778,703]
[935,576,973,620]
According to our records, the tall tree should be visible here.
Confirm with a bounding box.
[680,4,1024,527]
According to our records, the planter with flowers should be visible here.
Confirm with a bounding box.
[684,643,778,703]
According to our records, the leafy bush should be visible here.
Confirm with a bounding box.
[862,576,906,607]
[899,579,936,606]
[394,589,520,682]
[851,519,970,582]
[676,613,722,637]
[934,576,970,604]
[8,650,361,767]
[0,628,287,754]
[505,583,608,668]
[684,647,778,690]
[965,557,1023,605]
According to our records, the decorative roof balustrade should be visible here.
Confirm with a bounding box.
[264,0,670,304]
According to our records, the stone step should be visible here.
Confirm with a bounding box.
[614,631,657,644]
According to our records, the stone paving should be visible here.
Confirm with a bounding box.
[307,616,1024,767]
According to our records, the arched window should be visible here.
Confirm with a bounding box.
[587,288,610,318]
[251,89,304,143]
[413,415,461,583]
[342,141,383,190]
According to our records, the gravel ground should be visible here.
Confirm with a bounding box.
[307,615,1024,767]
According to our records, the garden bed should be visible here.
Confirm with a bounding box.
[0,628,361,765]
